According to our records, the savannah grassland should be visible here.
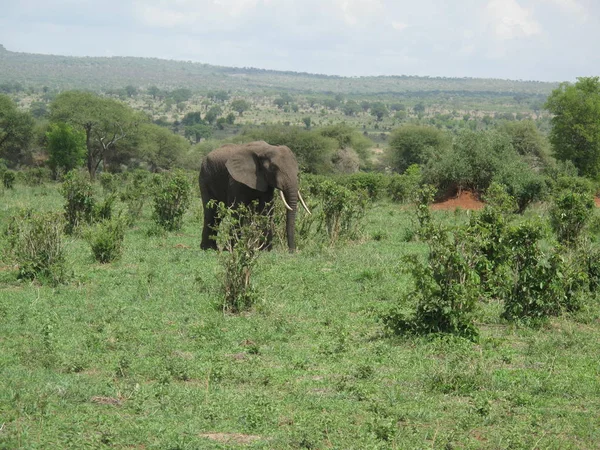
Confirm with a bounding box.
[1,181,600,449]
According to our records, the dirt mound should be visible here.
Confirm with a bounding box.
[431,191,484,211]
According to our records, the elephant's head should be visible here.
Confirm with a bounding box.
[224,141,309,252]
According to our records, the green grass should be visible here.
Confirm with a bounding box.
[1,183,599,449]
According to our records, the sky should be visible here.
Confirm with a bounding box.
[0,0,598,82]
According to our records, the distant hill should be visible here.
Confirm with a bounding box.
[0,44,558,97]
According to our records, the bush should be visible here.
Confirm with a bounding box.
[382,191,480,340]
[85,218,125,263]
[152,170,192,231]
[4,210,67,285]
[121,169,151,224]
[386,125,450,173]
[212,201,271,313]
[99,172,118,194]
[20,167,51,186]
[313,179,368,244]
[60,170,96,234]
[3,170,16,189]
[502,222,587,321]
[338,172,389,200]
[387,164,422,203]
[549,190,595,245]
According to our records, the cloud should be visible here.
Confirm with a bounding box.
[486,0,542,40]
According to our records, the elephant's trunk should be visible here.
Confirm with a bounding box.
[282,187,298,252]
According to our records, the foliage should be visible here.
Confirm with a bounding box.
[99,172,117,194]
[424,129,522,195]
[60,169,96,234]
[387,164,423,202]
[0,94,35,165]
[135,122,189,171]
[318,124,373,166]
[337,172,389,200]
[50,91,144,178]
[84,218,126,263]
[2,169,16,189]
[501,222,586,321]
[152,170,192,231]
[387,125,450,173]
[120,169,151,224]
[545,77,600,178]
[212,200,270,313]
[46,122,86,177]
[382,188,480,340]
[310,178,368,244]
[549,189,595,246]
[4,210,67,285]
[498,119,550,169]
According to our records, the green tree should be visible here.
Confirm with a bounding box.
[148,86,161,99]
[370,102,388,121]
[50,91,143,179]
[231,99,251,116]
[46,123,86,177]
[387,125,450,173]
[498,120,550,169]
[0,94,35,165]
[136,123,189,171]
[545,77,600,178]
[342,100,361,116]
[204,106,223,124]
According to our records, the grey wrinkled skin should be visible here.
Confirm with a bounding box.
[199,141,300,252]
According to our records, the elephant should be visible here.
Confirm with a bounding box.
[199,141,310,252]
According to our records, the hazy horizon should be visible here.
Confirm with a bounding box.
[1,0,599,83]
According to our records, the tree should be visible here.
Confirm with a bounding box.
[50,91,143,179]
[185,124,213,143]
[498,120,550,169]
[343,100,361,116]
[148,86,161,99]
[204,106,223,125]
[46,122,86,177]
[125,85,138,97]
[545,77,600,178]
[136,123,189,171]
[370,102,388,121]
[231,99,251,116]
[387,125,450,173]
[0,94,34,165]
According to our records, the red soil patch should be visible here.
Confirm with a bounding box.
[595,197,600,207]
[431,191,485,211]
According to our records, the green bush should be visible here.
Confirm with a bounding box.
[60,170,96,234]
[152,170,192,231]
[120,169,151,224]
[549,190,595,245]
[20,167,51,186]
[386,125,450,173]
[3,170,16,189]
[382,192,480,340]
[387,164,422,203]
[99,172,118,194]
[85,218,125,263]
[4,210,67,285]
[337,172,389,200]
[212,201,271,313]
[502,222,587,321]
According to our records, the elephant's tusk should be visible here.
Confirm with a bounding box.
[298,190,311,215]
[279,190,293,211]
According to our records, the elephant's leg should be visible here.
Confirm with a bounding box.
[201,203,218,250]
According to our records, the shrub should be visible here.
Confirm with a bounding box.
[3,170,16,189]
[99,172,118,194]
[386,125,450,173]
[4,210,67,285]
[212,201,271,313]
[382,194,480,339]
[152,170,192,231]
[314,179,367,244]
[121,169,151,224]
[20,167,51,186]
[501,222,587,321]
[549,190,595,245]
[387,164,422,203]
[85,218,125,263]
[338,172,389,200]
[60,170,95,234]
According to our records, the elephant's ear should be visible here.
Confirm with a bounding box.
[225,152,268,192]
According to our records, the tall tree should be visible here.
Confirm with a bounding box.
[387,125,450,173]
[50,91,143,178]
[136,123,189,171]
[0,94,34,165]
[545,77,600,178]
[231,99,251,116]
